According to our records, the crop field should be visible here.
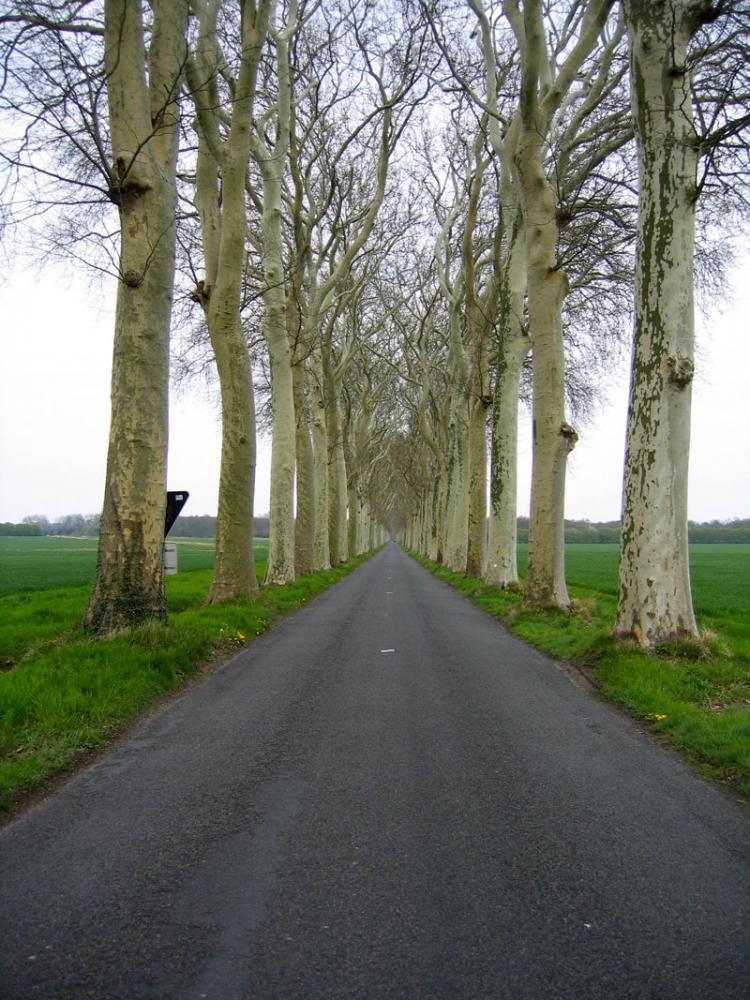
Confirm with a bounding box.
[0,537,270,667]
[516,543,750,624]
[1,537,747,621]
[0,536,269,597]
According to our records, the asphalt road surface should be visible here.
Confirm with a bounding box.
[2,543,749,1000]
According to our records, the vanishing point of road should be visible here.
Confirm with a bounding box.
[2,544,749,999]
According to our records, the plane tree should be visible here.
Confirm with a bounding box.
[186,0,273,602]
[1,2,191,632]
[84,0,189,630]
[615,0,750,646]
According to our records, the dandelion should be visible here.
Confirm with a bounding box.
[654,714,667,722]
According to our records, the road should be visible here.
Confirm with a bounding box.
[1,543,749,999]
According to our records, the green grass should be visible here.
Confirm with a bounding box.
[0,536,269,596]
[0,538,270,668]
[516,544,750,622]
[416,547,750,798]
[0,542,370,813]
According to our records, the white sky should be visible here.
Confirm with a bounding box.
[1,255,748,525]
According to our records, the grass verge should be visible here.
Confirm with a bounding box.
[0,552,373,815]
[413,555,750,799]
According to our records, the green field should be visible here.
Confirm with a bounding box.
[0,536,268,596]
[0,536,270,668]
[2,538,747,621]
[516,543,750,623]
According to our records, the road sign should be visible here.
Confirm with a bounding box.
[165,491,189,537]
[163,542,178,576]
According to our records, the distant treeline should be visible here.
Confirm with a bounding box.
[2,515,748,543]
[0,522,46,536]
[0,513,271,538]
[2,514,101,537]
[516,518,750,544]
[170,515,270,538]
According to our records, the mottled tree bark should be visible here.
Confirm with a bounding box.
[443,364,471,571]
[189,0,270,602]
[324,351,349,565]
[512,0,612,609]
[464,167,491,580]
[260,162,297,585]
[84,0,187,633]
[310,345,331,570]
[252,0,297,586]
[520,136,577,608]
[287,131,315,577]
[487,230,529,589]
[614,0,703,645]
[292,357,315,575]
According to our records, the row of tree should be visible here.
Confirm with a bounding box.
[171,515,270,539]
[0,523,45,537]
[1,1,747,646]
[0,514,272,538]
[387,0,749,646]
[16,514,102,537]
[4,513,747,543]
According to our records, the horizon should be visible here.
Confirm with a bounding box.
[8,512,750,528]
[2,257,749,527]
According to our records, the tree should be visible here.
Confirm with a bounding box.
[249,0,299,586]
[84,0,188,631]
[614,0,750,645]
[502,0,613,608]
[1,3,190,630]
[187,0,272,602]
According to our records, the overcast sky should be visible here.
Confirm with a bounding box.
[1,253,748,526]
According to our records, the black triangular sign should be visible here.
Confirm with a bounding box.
[165,491,189,537]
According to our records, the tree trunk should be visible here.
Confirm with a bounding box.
[324,351,348,565]
[443,291,471,572]
[487,356,528,590]
[444,398,470,572]
[259,170,295,585]
[519,131,577,609]
[347,482,360,556]
[466,389,489,577]
[310,346,331,570]
[614,0,701,646]
[329,414,350,565]
[206,301,258,601]
[487,230,529,589]
[359,499,370,554]
[190,0,267,603]
[287,225,315,577]
[84,0,187,633]
[292,359,315,576]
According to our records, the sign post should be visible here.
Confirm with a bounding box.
[164,491,189,576]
